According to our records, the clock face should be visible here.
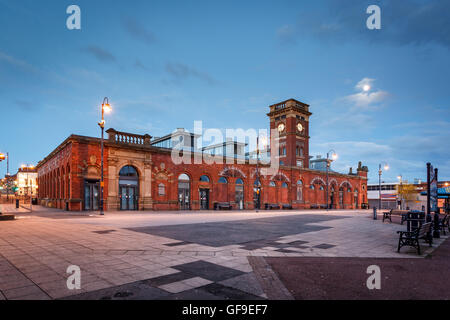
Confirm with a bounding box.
[297,123,303,132]
[277,123,285,132]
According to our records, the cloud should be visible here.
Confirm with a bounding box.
[165,62,217,85]
[0,51,37,73]
[83,46,116,62]
[277,0,450,49]
[15,100,35,111]
[123,18,156,45]
[341,78,389,108]
[134,59,151,72]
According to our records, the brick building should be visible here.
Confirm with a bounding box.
[36,99,368,211]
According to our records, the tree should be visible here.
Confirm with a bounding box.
[397,183,417,209]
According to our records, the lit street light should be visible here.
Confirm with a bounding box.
[98,97,111,216]
[326,150,338,210]
[378,162,389,209]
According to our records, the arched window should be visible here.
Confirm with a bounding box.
[254,179,261,187]
[319,185,324,190]
[158,183,165,196]
[281,182,288,188]
[235,178,244,185]
[199,175,210,182]
[119,165,138,177]
[269,181,276,187]
[179,173,190,181]
[310,185,315,190]
[296,180,303,201]
[218,177,228,184]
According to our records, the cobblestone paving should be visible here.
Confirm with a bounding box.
[0,205,447,300]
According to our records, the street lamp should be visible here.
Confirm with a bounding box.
[98,97,111,216]
[326,150,338,210]
[255,136,267,212]
[378,162,389,209]
[397,175,403,210]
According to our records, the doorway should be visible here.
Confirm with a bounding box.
[119,185,138,210]
[84,181,99,211]
[178,174,191,210]
[235,182,244,210]
[119,165,139,211]
[199,188,209,210]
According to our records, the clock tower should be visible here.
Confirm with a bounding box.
[267,99,311,168]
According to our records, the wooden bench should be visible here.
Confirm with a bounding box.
[397,222,432,255]
[214,202,232,210]
[282,204,292,210]
[265,203,280,210]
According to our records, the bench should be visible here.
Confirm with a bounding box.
[265,203,280,210]
[310,204,319,209]
[214,202,232,210]
[282,204,292,210]
[382,210,393,223]
[439,214,449,235]
[397,222,432,255]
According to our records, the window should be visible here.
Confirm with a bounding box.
[178,173,190,181]
[282,182,288,188]
[282,147,286,155]
[310,185,315,190]
[158,183,165,196]
[236,178,244,185]
[119,166,138,177]
[296,160,303,167]
[254,179,261,187]
[319,185,324,190]
[218,177,228,184]
[296,180,303,201]
[347,188,352,193]
[280,161,284,166]
[269,181,276,187]
[199,175,210,182]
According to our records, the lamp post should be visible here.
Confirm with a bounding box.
[98,98,111,216]
[397,175,403,210]
[378,162,389,209]
[326,150,338,210]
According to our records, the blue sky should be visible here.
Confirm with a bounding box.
[0,0,449,183]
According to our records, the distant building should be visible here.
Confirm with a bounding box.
[16,167,38,197]
[367,180,450,210]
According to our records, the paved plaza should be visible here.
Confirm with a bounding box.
[0,204,448,300]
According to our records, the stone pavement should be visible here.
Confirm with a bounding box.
[0,205,447,300]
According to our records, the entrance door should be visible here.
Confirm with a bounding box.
[178,181,190,210]
[119,185,138,210]
[84,182,99,211]
[199,189,209,210]
[235,185,244,210]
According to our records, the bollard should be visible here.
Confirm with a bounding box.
[15,199,19,209]
[373,207,377,220]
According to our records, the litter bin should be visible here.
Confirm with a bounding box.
[15,199,19,208]
[32,198,38,205]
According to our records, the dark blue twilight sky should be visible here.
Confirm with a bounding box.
[0,0,449,183]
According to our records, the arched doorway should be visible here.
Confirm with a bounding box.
[199,175,210,210]
[339,187,344,209]
[119,165,139,210]
[253,179,261,209]
[178,173,191,210]
[235,178,244,210]
[354,189,359,209]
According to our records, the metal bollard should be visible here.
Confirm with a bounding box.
[373,207,377,220]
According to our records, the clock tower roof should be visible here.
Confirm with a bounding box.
[267,98,312,117]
